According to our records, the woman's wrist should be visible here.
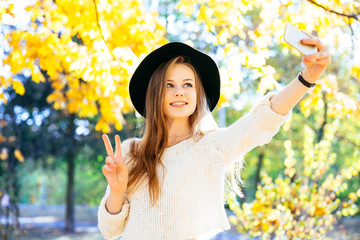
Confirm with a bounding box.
[110,187,126,198]
[301,69,318,84]
[106,189,126,214]
[298,72,315,88]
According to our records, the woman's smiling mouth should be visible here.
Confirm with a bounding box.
[170,101,188,106]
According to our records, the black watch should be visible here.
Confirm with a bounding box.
[298,73,316,88]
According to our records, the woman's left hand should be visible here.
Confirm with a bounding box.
[300,31,331,83]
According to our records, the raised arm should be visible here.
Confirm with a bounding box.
[98,185,130,239]
[98,136,133,239]
[210,91,292,169]
[270,31,330,115]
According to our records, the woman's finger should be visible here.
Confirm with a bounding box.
[102,165,113,174]
[301,38,326,52]
[115,135,122,159]
[303,51,329,61]
[303,57,330,65]
[102,134,114,157]
[105,156,117,168]
[300,30,327,52]
[316,58,330,65]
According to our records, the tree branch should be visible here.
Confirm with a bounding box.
[93,0,107,47]
[92,0,119,88]
[92,0,116,57]
[306,0,359,21]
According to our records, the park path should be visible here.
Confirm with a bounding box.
[1,204,358,239]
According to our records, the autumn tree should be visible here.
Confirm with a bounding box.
[0,0,166,233]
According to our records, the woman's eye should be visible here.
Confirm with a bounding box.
[166,83,173,88]
[184,83,193,87]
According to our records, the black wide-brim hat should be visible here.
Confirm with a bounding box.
[129,42,220,117]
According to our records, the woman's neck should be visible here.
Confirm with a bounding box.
[166,119,192,147]
[166,133,192,147]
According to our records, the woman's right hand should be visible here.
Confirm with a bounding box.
[102,134,129,193]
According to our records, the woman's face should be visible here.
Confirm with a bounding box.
[162,63,197,122]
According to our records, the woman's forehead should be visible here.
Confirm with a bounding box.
[167,64,196,79]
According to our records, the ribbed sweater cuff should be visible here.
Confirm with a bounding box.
[250,91,292,129]
[97,187,130,239]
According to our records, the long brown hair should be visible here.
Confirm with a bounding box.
[126,56,212,207]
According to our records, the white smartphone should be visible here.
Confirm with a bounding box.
[284,23,317,55]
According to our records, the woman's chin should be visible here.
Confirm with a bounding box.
[165,113,193,121]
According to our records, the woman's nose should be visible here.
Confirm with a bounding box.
[175,87,184,96]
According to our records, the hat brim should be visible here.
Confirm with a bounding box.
[129,42,220,117]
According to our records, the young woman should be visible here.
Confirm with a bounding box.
[98,38,330,239]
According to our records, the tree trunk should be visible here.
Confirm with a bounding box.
[316,92,328,143]
[255,146,265,191]
[65,114,76,232]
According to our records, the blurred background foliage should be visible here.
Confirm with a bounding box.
[0,0,359,239]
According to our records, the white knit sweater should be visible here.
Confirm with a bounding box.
[97,92,292,240]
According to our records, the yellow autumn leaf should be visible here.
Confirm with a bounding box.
[257,77,275,95]
[349,167,358,177]
[95,118,111,133]
[8,136,16,143]
[262,221,270,231]
[284,157,297,168]
[314,203,326,217]
[348,192,357,202]
[352,66,360,78]
[6,3,15,17]
[217,28,230,45]
[68,100,80,113]
[341,169,352,180]
[12,80,25,95]
[252,202,264,213]
[0,92,7,104]
[283,139,292,150]
[32,66,45,83]
[282,1,293,7]
[14,149,24,163]
[0,149,8,161]
[79,102,98,117]
[24,5,32,11]
[285,168,296,178]
[299,97,312,118]
[217,94,229,109]
[114,121,123,131]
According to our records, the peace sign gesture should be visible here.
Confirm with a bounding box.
[102,134,129,193]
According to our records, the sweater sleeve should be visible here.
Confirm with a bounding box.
[97,185,130,239]
[215,91,292,169]
[97,138,134,239]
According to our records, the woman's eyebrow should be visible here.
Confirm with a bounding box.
[167,79,194,82]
